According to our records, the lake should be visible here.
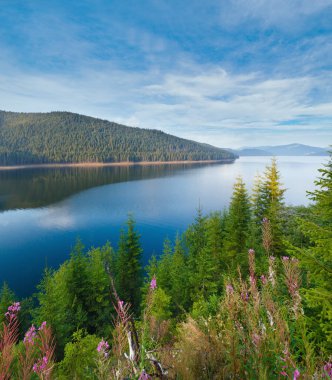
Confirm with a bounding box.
[0,156,327,297]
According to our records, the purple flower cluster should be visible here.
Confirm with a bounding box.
[5,302,20,319]
[24,325,37,344]
[324,362,332,378]
[39,321,47,331]
[150,276,157,290]
[97,338,110,357]
[293,369,300,380]
[33,356,48,373]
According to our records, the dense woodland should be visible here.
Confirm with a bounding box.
[0,111,235,165]
[0,155,331,379]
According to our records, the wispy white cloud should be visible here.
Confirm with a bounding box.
[218,0,332,31]
[1,60,330,148]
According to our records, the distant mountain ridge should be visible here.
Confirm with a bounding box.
[0,111,236,165]
[230,143,329,156]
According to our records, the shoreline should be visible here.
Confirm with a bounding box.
[0,159,236,171]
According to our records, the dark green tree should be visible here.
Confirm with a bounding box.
[252,159,285,256]
[292,152,332,352]
[116,215,143,314]
[224,177,251,271]
[169,234,190,314]
[0,282,15,323]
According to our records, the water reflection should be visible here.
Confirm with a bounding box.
[0,163,226,211]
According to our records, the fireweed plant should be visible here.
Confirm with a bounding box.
[0,304,55,379]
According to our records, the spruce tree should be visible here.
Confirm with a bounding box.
[224,177,251,271]
[116,215,143,314]
[295,152,332,352]
[66,240,90,329]
[156,238,173,293]
[189,213,222,300]
[252,159,285,256]
[169,234,190,314]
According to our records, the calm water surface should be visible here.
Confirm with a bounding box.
[0,156,327,297]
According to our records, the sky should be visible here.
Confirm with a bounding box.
[0,0,331,148]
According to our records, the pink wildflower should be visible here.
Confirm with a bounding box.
[293,369,300,380]
[282,256,290,261]
[150,276,157,290]
[269,256,275,261]
[33,356,48,373]
[248,248,255,255]
[24,325,37,344]
[226,284,234,294]
[97,338,110,357]
[39,321,47,331]
[5,301,20,320]
[280,371,288,376]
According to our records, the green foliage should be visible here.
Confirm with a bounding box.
[56,330,100,380]
[150,288,172,322]
[34,242,115,355]
[0,111,236,165]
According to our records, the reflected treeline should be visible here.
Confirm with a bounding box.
[0,162,228,211]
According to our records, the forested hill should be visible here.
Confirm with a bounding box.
[0,111,236,165]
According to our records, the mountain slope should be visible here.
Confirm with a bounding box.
[0,111,236,165]
[236,143,328,156]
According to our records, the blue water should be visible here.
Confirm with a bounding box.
[0,156,327,297]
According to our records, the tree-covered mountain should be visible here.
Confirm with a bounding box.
[0,111,236,165]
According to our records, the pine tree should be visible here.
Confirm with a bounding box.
[189,213,223,300]
[224,177,251,271]
[66,240,90,330]
[34,267,73,354]
[294,152,332,352]
[169,234,190,314]
[116,215,143,314]
[252,159,285,256]
[156,238,173,293]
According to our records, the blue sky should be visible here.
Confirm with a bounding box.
[0,0,331,148]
